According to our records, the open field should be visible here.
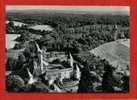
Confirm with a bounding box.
[6,34,20,49]
[90,39,130,70]
[29,25,53,31]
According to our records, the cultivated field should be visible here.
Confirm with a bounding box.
[90,39,130,70]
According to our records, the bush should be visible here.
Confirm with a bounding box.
[6,75,25,92]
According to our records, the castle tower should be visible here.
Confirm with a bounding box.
[75,64,81,80]
[35,42,49,74]
[27,68,37,85]
[33,60,41,76]
[35,43,43,73]
[53,84,62,92]
[48,78,55,86]
[69,53,74,69]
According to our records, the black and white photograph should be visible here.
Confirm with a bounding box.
[6,6,130,93]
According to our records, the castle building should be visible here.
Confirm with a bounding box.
[27,41,81,88]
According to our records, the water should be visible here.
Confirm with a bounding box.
[6,34,20,49]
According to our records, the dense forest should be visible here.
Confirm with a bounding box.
[7,12,129,27]
[6,13,129,51]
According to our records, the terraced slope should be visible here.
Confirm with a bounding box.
[90,39,130,70]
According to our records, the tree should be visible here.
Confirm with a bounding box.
[122,75,129,92]
[78,66,94,92]
[6,75,25,92]
[15,54,26,71]
[102,63,115,92]
[6,58,18,71]
[8,21,14,28]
